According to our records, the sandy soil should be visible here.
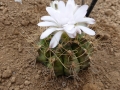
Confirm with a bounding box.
[0,0,120,90]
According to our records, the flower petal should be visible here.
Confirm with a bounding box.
[65,4,74,18]
[50,31,63,48]
[64,0,76,18]
[41,16,56,22]
[66,0,75,9]
[74,5,88,21]
[40,27,63,39]
[76,18,95,24]
[76,28,81,34]
[67,27,80,38]
[37,22,57,27]
[58,1,65,12]
[78,26,95,35]
[67,32,76,38]
[46,7,60,23]
[63,24,75,34]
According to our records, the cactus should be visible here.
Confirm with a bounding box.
[36,33,93,76]
[36,0,96,77]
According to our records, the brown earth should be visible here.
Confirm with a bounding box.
[0,0,120,90]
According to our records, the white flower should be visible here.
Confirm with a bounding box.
[38,0,95,48]
[15,0,22,4]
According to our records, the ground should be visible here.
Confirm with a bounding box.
[0,0,120,90]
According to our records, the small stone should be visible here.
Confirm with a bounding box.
[2,69,12,78]
[3,8,8,14]
[117,78,120,81]
[0,86,4,89]
[44,76,49,82]
[111,6,115,11]
[19,85,24,89]
[105,9,113,16]
[35,74,40,79]
[25,76,30,80]
[83,83,99,90]
[101,34,110,40]
[109,71,119,77]
[18,44,23,53]
[14,87,20,90]
[9,87,20,90]
[30,19,36,24]
[96,82,104,89]
[110,48,114,52]
[24,80,30,86]
[21,20,29,26]
[37,70,41,74]
[0,6,4,10]
[104,85,109,89]
[62,82,66,88]
[110,62,114,65]
[0,2,4,6]
[3,20,11,25]
[64,87,71,90]
[11,77,16,83]
[13,29,19,35]
[115,53,120,57]
[9,87,14,90]
[7,82,11,87]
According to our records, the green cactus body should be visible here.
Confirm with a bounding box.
[36,33,93,76]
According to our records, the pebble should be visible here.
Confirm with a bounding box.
[117,11,120,16]
[19,85,24,89]
[62,82,67,88]
[83,83,99,90]
[110,48,114,52]
[3,20,11,25]
[9,87,20,90]
[0,86,4,90]
[117,78,120,81]
[114,53,120,57]
[0,2,4,6]
[109,71,119,77]
[21,20,29,26]
[2,69,12,79]
[25,77,30,80]
[3,8,8,14]
[104,9,113,16]
[110,62,114,65]
[111,6,115,11]
[7,82,12,87]
[104,84,109,89]
[24,80,30,86]
[0,6,4,10]
[18,44,23,53]
[9,87,14,90]
[35,74,40,79]
[13,29,19,35]
[14,87,20,90]
[37,70,41,74]
[30,19,36,24]
[11,77,16,83]
[96,82,104,88]
[64,87,71,90]
[101,34,110,40]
